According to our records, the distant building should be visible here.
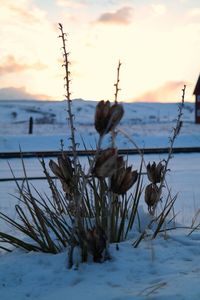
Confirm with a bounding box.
[194,74,200,124]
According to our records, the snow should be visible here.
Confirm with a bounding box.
[0,99,200,300]
[1,233,200,300]
[0,99,199,151]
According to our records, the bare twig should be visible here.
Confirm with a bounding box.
[133,86,186,247]
[59,23,81,268]
[114,60,122,103]
[107,61,121,244]
[153,85,186,214]
[58,23,78,165]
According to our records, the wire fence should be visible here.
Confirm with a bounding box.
[0,147,200,182]
[1,147,200,159]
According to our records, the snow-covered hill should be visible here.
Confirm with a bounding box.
[0,99,199,151]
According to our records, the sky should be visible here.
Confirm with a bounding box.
[0,0,199,102]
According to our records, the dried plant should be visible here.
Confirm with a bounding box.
[111,164,138,195]
[133,85,186,247]
[94,100,124,136]
[49,154,74,195]
[114,60,122,103]
[0,24,186,269]
[146,161,164,184]
[92,148,118,178]
[86,226,107,262]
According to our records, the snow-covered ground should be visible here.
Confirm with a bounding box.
[1,233,200,300]
[0,99,200,300]
[0,99,199,151]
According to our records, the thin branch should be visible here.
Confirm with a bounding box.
[58,23,78,166]
[114,60,122,103]
[153,85,186,214]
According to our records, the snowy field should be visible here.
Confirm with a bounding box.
[0,99,200,300]
[0,99,200,151]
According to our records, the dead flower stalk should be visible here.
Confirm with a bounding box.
[0,24,187,270]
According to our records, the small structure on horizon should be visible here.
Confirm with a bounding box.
[194,74,200,124]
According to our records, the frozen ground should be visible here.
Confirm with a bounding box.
[0,99,200,299]
[1,234,200,300]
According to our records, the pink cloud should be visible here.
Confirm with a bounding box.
[97,6,133,25]
[132,81,187,102]
[0,87,53,100]
[0,56,47,75]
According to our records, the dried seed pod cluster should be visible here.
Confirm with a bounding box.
[145,161,164,214]
[95,100,124,136]
[145,183,160,213]
[111,165,138,195]
[146,161,164,184]
[92,148,118,178]
[49,154,74,195]
[93,148,138,195]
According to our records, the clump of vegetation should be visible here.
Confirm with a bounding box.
[0,23,185,269]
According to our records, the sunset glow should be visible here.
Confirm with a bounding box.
[0,0,199,102]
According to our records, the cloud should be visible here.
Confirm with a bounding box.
[0,87,52,100]
[97,6,133,25]
[0,56,47,75]
[0,0,44,24]
[133,81,187,102]
[0,1,60,99]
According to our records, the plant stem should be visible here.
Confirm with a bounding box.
[58,23,78,167]
[154,85,186,214]
[114,60,122,103]
[59,23,81,268]
[107,60,122,244]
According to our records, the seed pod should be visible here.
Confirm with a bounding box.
[93,148,118,178]
[111,166,138,195]
[94,100,111,135]
[146,161,164,184]
[145,183,160,214]
[49,155,74,194]
[49,160,63,179]
[94,100,124,135]
[58,155,73,182]
[108,103,124,131]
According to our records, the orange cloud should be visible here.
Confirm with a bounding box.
[0,87,53,100]
[132,81,187,102]
[97,6,133,25]
[0,56,47,75]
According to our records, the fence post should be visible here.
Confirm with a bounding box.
[29,117,33,134]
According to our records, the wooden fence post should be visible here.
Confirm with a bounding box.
[29,117,33,134]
